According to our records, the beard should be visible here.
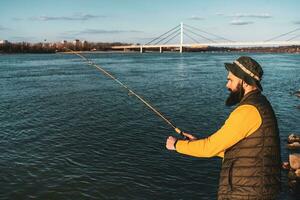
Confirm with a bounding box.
[225,83,245,107]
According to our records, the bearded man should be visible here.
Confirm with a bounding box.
[166,56,281,200]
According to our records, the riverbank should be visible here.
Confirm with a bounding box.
[228,45,300,54]
[1,45,300,54]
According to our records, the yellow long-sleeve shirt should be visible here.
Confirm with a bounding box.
[176,105,262,158]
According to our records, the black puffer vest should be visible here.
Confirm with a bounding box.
[218,90,281,200]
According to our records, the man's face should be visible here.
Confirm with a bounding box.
[225,72,245,106]
[226,72,241,92]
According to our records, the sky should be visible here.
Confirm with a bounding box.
[0,0,300,44]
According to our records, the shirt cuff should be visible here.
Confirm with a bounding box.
[174,139,178,150]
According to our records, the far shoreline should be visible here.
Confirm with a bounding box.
[1,49,300,55]
[1,40,299,54]
[1,45,300,54]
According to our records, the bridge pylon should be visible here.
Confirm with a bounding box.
[180,22,183,53]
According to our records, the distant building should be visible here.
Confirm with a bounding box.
[61,40,67,45]
[0,40,9,44]
[81,40,88,46]
[73,39,80,46]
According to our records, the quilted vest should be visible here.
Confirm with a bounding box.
[217,90,281,200]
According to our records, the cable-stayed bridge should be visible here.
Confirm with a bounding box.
[112,23,300,53]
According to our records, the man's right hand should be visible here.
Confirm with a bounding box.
[182,132,197,140]
[175,128,197,140]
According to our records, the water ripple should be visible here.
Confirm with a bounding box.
[0,53,299,199]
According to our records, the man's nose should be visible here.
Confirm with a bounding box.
[226,82,230,89]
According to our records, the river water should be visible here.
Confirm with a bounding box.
[0,52,299,199]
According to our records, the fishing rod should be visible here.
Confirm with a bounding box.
[63,47,185,136]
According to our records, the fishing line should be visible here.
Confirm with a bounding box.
[63,48,184,135]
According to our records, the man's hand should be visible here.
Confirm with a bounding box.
[182,132,197,140]
[174,128,197,140]
[166,136,177,150]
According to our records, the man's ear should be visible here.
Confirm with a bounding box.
[242,80,249,89]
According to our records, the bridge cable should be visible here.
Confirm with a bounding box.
[264,27,300,42]
[163,32,181,45]
[184,26,217,43]
[287,33,300,41]
[145,25,180,45]
[153,28,181,45]
[183,32,200,44]
[62,47,185,136]
[185,24,235,42]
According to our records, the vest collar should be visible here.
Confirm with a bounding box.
[239,89,261,105]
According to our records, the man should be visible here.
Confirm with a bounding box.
[166,56,281,200]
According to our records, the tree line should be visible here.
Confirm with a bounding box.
[0,41,132,53]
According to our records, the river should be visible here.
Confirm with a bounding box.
[0,52,299,199]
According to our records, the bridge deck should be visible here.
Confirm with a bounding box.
[112,41,300,50]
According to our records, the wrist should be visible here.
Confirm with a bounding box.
[174,139,178,150]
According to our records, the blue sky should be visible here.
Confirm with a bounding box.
[0,0,299,43]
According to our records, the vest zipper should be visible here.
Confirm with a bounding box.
[228,159,236,192]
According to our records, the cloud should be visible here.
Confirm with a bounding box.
[31,14,104,21]
[79,29,143,34]
[9,36,36,42]
[216,12,224,16]
[230,20,254,25]
[59,29,143,39]
[12,17,22,21]
[293,21,300,25]
[217,13,272,19]
[232,13,272,19]
[131,36,155,40]
[0,25,9,31]
[187,16,205,21]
